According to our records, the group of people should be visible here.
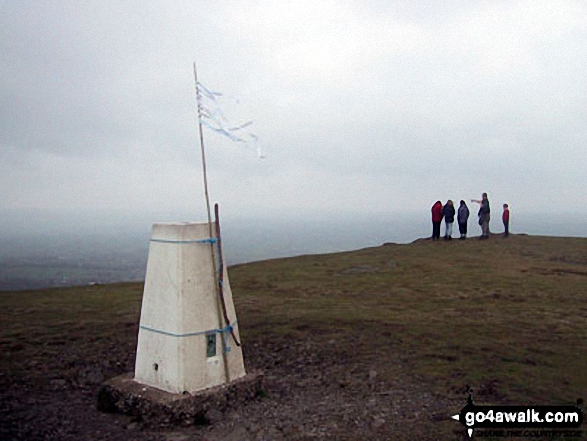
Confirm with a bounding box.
[431,193,510,240]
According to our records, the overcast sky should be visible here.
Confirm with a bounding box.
[1,0,586,234]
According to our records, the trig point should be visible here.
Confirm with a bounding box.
[98,217,262,426]
[135,221,245,392]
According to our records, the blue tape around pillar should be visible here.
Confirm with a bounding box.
[139,321,236,352]
[150,238,217,244]
[146,235,234,352]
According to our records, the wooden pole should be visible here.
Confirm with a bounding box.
[214,203,241,347]
[193,62,231,382]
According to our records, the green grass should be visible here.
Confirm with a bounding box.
[0,283,143,380]
[228,234,587,405]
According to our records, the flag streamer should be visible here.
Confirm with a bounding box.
[196,81,263,157]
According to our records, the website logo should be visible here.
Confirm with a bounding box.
[451,388,583,438]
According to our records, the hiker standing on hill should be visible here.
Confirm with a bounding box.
[443,200,455,240]
[472,193,490,239]
[502,203,510,237]
[457,200,470,239]
[431,201,443,240]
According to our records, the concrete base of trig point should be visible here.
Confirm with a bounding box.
[98,371,263,427]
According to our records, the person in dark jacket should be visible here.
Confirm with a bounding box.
[431,201,443,240]
[472,192,490,239]
[457,200,470,239]
[443,200,455,240]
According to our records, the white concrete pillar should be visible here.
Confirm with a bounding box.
[134,222,246,394]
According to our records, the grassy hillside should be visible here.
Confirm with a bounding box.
[229,233,586,406]
[1,233,585,440]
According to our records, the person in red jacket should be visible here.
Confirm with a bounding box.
[502,203,510,237]
[431,201,444,240]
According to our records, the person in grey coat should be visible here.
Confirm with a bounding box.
[457,200,470,239]
[472,192,491,239]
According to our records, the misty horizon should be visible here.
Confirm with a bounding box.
[1,210,585,291]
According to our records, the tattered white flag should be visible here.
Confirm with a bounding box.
[196,81,265,159]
